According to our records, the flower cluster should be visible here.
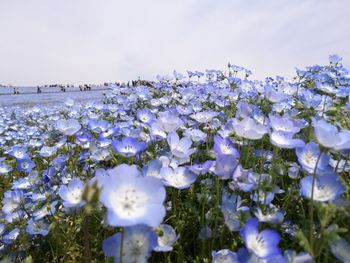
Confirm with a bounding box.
[0,55,349,262]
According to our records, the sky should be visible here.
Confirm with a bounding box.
[0,0,349,85]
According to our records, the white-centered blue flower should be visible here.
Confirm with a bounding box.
[100,164,166,227]
[58,178,86,208]
[160,166,197,189]
[154,224,179,252]
[240,218,281,259]
[56,118,81,136]
[300,172,345,202]
[167,131,195,159]
[211,249,239,263]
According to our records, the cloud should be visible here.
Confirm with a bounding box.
[0,0,349,85]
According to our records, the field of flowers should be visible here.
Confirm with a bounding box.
[1,55,350,262]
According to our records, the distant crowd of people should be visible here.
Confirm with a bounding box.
[8,79,154,95]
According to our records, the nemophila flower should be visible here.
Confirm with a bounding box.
[142,159,163,179]
[184,128,207,143]
[270,131,305,149]
[251,190,276,205]
[16,158,36,173]
[254,206,284,225]
[112,137,147,157]
[240,218,281,259]
[137,108,155,124]
[26,219,49,236]
[265,86,289,103]
[56,118,81,136]
[215,154,239,179]
[103,225,157,263]
[232,117,268,140]
[313,118,350,150]
[2,228,20,244]
[160,166,197,189]
[100,164,166,227]
[39,145,57,157]
[2,190,25,215]
[190,111,218,123]
[0,162,12,174]
[214,135,240,157]
[149,122,167,140]
[154,224,179,252]
[157,111,183,132]
[300,172,345,202]
[167,131,195,159]
[299,88,323,108]
[198,225,212,240]
[329,54,342,64]
[90,145,111,162]
[269,114,302,134]
[32,201,58,220]
[211,249,238,263]
[329,237,350,263]
[58,178,86,208]
[189,160,214,175]
[176,104,193,115]
[88,119,111,133]
[296,142,331,174]
[9,146,28,159]
[283,250,313,263]
[288,162,301,179]
[76,130,93,145]
[229,165,256,192]
[221,192,249,231]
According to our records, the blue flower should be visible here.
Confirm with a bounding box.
[112,137,147,157]
[99,164,166,227]
[16,158,36,173]
[240,218,281,259]
[154,224,179,252]
[329,54,342,64]
[167,131,195,159]
[26,219,49,236]
[215,154,239,180]
[313,118,350,151]
[161,166,197,189]
[58,178,86,208]
[56,118,81,136]
[232,117,268,140]
[270,131,305,149]
[329,237,350,262]
[188,160,214,175]
[211,249,238,263]
[300,172,345,202]
[296,142,330,174]
[221,192,249,231]
[137,108,155,124]
[213,135,240,157]
[0,161,12,175]
[9,146,28,160]
[103,225,157,263]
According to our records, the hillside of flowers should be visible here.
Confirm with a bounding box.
[1,55,350,262]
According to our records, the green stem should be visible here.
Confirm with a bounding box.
[309,151,323,255]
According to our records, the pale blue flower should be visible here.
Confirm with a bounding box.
[300,172,345,202]
[100,164,166,227]
[240,218,281,259]
[56,118,81,136]
[58,178,86,208]
[112,137,147,157]
[154,224,179,252]
[211,249,238,263]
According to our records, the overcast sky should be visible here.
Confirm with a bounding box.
[0,0,349,85]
